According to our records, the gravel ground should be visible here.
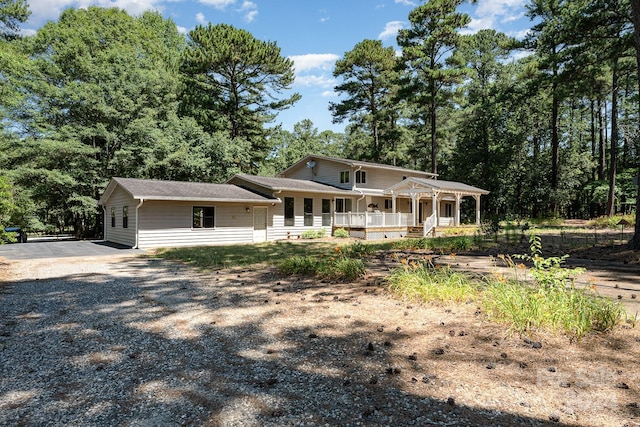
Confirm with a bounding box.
[1,253,637,426]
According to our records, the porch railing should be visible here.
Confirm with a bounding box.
[334,212,414,228]
[423,213,436,236]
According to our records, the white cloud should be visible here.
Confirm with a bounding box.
[237,0,257,22]
[378,21,404,40]
[321,90,337,97]
[176,25,188,34]
[288,53,339,73]
[294,74,335,88]
[470,0,528,30]
[394,0,416,6]
[197,0,236,9]
[195,12,206,24]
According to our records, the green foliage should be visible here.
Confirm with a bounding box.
[330,39,399,161]
[181,23,300,173]
[300,228,326,239]
[588,214,636,229]
[0,174,15,242]
[0,0,30,39]
[278,245,366,281]
[386,261,477,304]
[333,227,350,238]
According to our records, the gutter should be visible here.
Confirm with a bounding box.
[134,198,144,249]
[102,205,107,242]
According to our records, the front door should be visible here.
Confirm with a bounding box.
[253,207,268,242]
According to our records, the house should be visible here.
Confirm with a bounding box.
[99,155,488,248]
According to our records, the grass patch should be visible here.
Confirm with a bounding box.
[483,279,627,338]
[279,251,365,281]
[155,241,340,269]
[392,235,473,252]
[386,261,478,304]
[386,234,632,339]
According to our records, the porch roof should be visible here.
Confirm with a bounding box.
[384,177,489,196]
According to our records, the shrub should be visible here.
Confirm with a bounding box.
[320,257,366,281]
[343,241,377,258]
[279,256,319,276]
[301,228,326,239]
[334,227,350,238]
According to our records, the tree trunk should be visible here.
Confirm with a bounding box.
[597,98,606,181]
[606,57,619,217]
[629,0,640,248]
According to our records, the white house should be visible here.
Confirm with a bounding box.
[99,155,488,248]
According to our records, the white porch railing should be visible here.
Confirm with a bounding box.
[423,213,436,236]
[334,212,414,228]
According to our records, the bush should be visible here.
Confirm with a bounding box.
[301,228,326,239]
[588,214,636,229]
[392,236,472,252]
[279,245,366,281]
[343,241,377,258]
[334,227,350,238]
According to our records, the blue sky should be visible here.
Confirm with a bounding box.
[23,0,533,133]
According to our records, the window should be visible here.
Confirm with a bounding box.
[122,206,128,228]
[284,197,294,226]
[355,170,367,184]
[335,198,352,213]
[193,206,215,228]
[384,199,392,210]
[304,198,313,226]
[444,203,453,217]
[340,170,350,184]
[322,199,331,226]
[111,207,115,227]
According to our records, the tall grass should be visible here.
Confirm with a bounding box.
[392,235,473,252]
[386,261,478,304]
[386,234,632,339]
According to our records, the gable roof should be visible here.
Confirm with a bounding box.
[99,177,277,205]
[385,177,489,195]
[278,154,438,178]
[228,174,356,195]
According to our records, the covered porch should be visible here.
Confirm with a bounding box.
[333,178,489,239]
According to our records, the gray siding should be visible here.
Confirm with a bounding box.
[104,186,137,247]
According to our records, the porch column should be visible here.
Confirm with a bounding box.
[474,194,481,226]
[432,193,438,226]
[391,194,397,213]
[455,193,461,226]
[411,193,418,227]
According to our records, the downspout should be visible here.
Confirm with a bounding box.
[102,206,107,242]
[135,199,144,249]
[353,165,364,212]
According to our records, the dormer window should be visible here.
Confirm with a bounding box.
[356,170,367,184]
[340,170,350,184]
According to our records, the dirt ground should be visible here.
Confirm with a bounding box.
[1,226,639,426]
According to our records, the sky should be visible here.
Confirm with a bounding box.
[22,0,534,133]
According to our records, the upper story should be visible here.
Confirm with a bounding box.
[278,155,437,196]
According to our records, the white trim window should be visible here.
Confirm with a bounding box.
[193,206,215,228]
[340,170,350,184]
[355,170,366,184]
[335,198,352,213]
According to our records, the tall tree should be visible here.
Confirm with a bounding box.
[397,0,469,174]
[330,39,397,162]
[181,23,300,173]
[629,0,640,248]
[0,0,29,40]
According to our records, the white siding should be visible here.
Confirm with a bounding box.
[137,201,260,249]
[356,169,426,191]
[285,159,352,190]
[268,192,331,240]
[104,187,137,247]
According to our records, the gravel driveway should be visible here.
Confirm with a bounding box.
[0,254,620,426]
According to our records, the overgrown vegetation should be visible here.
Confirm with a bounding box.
[279,245,366,281]
[386,234,632,339]
[392,236,473,252]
